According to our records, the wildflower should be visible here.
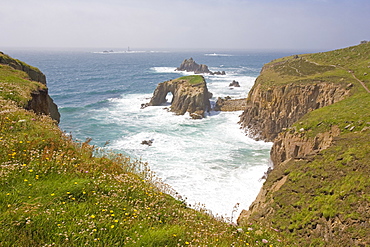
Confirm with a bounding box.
[24,179,28,182]
[6,193,10,196]
[262,239,268,243]
[114,220,118,223]
[110,225,115,229]
[74,182,78,184]
[51,193,55,196]
[90,215,96,218]
[28,169,33,172]
[185,242,190,245]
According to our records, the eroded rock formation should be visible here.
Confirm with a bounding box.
[0,52,60,123]
[239,82,350,142]
[214,97,247,111]
[148,75,212,119]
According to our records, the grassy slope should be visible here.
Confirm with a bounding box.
[245,43,370,245]
[0,56,282,246]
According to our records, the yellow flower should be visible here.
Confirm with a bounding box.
[114,220,118,223]
[90,215,96,218]
[185,242,190,245]
[28,169,33,172]
[24,179,28,182]
[51,193,55,196]
[110,225,115,229]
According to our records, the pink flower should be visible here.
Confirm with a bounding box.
[262,239,268,243]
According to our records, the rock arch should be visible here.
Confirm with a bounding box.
[149,76,212,119]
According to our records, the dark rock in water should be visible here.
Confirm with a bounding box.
[176,58,211,74]
[141,139,153,146]
[229,80,240,87]
[141,103,149,109]
[176,58,225,75]
[210,71,226,75]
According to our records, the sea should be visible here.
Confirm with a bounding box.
[6,48,296,222]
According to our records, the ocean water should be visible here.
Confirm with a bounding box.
[7,49,293,222]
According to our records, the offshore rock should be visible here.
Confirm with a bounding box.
[176,58,211,74]
[229,80,240,87]
[149,75,212,119]
[176,58,225,75]
[0,52,60,123]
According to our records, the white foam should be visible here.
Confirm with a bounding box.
[103,92,272,222]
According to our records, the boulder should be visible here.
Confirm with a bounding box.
[229,80,240,87]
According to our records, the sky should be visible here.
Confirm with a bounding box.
[1,0,369,51]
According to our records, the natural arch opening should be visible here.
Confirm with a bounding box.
[165,92,174,106]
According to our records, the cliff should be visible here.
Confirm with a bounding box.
[239,57,351,142]
[0,52,60,123]
[238,43,370,246]
[149,75,212,119]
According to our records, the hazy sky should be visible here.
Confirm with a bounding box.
[1,0,369,51]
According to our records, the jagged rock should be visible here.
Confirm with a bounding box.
[175,58,225,75]
[210,71,226,75]
[148,75,212,119]
[229,80,240,87]
[214,97,247,111]
[239,82,350,142]
[175,58,211,74]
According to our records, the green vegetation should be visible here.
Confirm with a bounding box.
[257,42,370,93]
[0,57,282,246]
[177,75,205,85]
[244,43,370,245]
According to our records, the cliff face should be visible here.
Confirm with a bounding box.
[239,80,350,142]
[237,43,370,246]
[0,52,60,123]
[149,75,212,119]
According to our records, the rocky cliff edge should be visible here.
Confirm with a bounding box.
[237,43,370,246]
[0,52,60,123]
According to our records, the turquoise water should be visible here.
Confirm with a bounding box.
[7,49,294,221]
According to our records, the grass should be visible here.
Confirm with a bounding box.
[0,55,284,246]
[242,42,370,246]
[255,42,370,92]
[176,75,205,86]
